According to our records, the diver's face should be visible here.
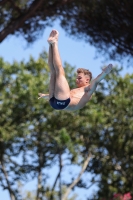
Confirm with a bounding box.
[76,73,89,87]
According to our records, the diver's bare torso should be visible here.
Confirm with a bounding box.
[64,85,92,111]
[38,85,92,111]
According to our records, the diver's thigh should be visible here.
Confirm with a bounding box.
[54,74,70,100]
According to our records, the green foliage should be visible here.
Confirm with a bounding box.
[0,51,83,199]
[86,68,133,199]
[20,186,78,200]
[0,52,50,199]
[1,51,133,200]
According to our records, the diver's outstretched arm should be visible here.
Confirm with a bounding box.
[38,93,49,100]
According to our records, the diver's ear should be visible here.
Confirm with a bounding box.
[86,78,90,83]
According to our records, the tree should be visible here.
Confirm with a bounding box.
[1,0,133,62]
[18,184,78,200]
[85,68,133,199]
[1,50,133,200]
[0,51,50,200]
[0,51,94,200]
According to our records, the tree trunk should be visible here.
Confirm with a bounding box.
[62,153,92,200]
[1,161,16,200]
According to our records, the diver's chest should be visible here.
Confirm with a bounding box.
[70,88,85,98]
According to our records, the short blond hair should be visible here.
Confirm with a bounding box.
[77,68,92,82]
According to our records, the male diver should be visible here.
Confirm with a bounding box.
[38,30,112,111]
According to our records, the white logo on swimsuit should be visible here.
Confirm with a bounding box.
[57,101,65,105]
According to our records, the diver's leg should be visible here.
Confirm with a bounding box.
[48,44,56,99]
[48,30,70,100]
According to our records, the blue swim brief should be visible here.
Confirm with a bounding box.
[49,96,70,110]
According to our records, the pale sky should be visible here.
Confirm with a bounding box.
[0,20,132,200]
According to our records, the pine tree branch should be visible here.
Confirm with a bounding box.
[36,147,43,200]
[50,152,63,200]
[62,152,92,200]
[1,161,17,200]
[59,153,63,200]
[0,0,8,5]
[36,167,42,200]
[0,0,73,43]
[86,180,99,189]
[8,0,22,14]
[0,0,44,42]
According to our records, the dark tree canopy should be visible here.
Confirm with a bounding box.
[1,0,133,61]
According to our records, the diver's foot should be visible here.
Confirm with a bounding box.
[103,64,113,74]
[47,30,59,44]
